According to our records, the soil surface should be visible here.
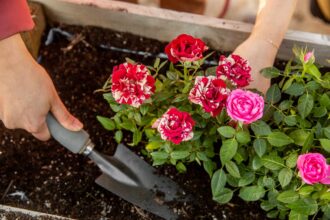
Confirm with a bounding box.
[0,25,267,220]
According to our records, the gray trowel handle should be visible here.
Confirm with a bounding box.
[46,113,91,154]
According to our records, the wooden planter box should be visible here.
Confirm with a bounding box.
[27,0,330,66]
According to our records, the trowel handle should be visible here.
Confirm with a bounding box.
[46,113,91,154]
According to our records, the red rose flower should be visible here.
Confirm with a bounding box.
[152,107,195,145]
[189,76,230,117]
[111,63,155,107]
[216,54,251,87]
[165,34,208,63]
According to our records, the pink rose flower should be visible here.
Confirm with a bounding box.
[189,76,230,117]
[111,62,155,107]
[152,107,195,145]
[297,153,330,185]
[226,89,264,124]
[303,51,314,63]
[165,34,208,63]
[216,54,251,87]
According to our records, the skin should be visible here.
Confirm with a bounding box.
[234,0,298,94]
[0,34,83,141]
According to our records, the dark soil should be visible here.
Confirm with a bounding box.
[0,25,267,220]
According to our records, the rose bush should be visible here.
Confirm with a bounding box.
[97,34,330,219]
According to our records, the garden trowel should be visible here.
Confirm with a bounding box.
[46,113,186,220]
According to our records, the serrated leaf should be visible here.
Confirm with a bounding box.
[253,139,267,157]
[277,190,298,203]
[97,116,116,130]
[320,94,330,109]
[140,104,149,115]
[282,77,294,91]
[225,161,241,178]
[132,130,142,145]
[287,198,318,215]
[320,139,330,152]
[286,152,298,168]
[278,168,293,188]
[284,115,297,126]
[220,139,238,164]
[238,172,255,187]
[213,188,233,204]
[266,84,281,104]
[239,186,265,201]
[171,150,190,160]
[217,126,236,138]
[298,185,314,196]
[251,121,272,136]
[267,132,294,147]
[324,126,330,139]
[262,155,285,170]
[297,94,314,119]
[284,82,305,96]
[211,169,227,197]
[289,130,309,146]
[203,160,216,177]
[236,131,251,144]
[279,100,293,110]
[261,67,281,78]
[288,211,308,220]
[252,156,263,170]
[313,106,327,118]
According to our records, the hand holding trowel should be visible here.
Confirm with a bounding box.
[46,113,188,220]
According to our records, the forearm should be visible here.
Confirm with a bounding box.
[250,0,298,48]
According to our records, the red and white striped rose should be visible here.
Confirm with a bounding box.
[111,62,155,107]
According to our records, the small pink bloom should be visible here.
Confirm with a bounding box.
[226,89,264,124]
[297,153,330,185]
[189,76,230,117]
[153,107,195,145]
[216,54,251,87]
[165,34,208,63]
[111,63,155,107]
[304,51,314,63]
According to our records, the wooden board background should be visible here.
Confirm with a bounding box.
[30,0,330,66]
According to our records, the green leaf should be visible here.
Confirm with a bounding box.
[125,57,136,64]
[151,151,169,160]
[114,130,123,143]
[203,160,216,177]
[288,211,308,220]
[239,186,265,201]
[132,130,142,145]
[217,126,236,138]
[313,106,327,118]
[146,141,161,151]
[262,155,285,170]
[267,210,279,218]
[267,132,294,147]
[110,103,123,112]
[213,188,233,204]
[197,152,209,161]
[273,111,284,125]
[176,162,186,173]
[140,104,149,115]
[302,131,314,153]
[306,81,321,92]
[97,116,116,130]
[211,169,227,197]
[121,120,136,132]
[266,84,281,104]
[284,82,305,96]
[298,185,314,196]
[289,130,309,146]
[284,115,297,126]
[251,121,272,136]
[238,172,255,187]
[155,79,163,92]
[320,192,330,200]
[324,126,330,139]
[278,168,293,188]
[286,152,298,168]
[166,71,179,80]
[252,156,263,170]
[282,77,294,91]
[172,94,187,103]
[225,161,241,178]
[153,57,160,68]
[287,198,318,215]
[220,139,238,164]
[171,150,190,160]
[277,190,299,203]
[279,100,293,110]
[306,64,321,79]
[320,93,330,110]
[260,201,277,211]
[261,67,281,78]
[236,131,251,144]
[320,139,330,153]
[253,139,267,157]
[297,94,314,119]
[262,176,275,189]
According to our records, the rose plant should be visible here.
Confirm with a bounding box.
[97,34,330,219]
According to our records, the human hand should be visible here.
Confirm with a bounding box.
[233,35,278,95]
[0,34,83,141]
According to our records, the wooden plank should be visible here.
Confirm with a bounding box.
[30,0,330,66]
[22,2,46,59]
